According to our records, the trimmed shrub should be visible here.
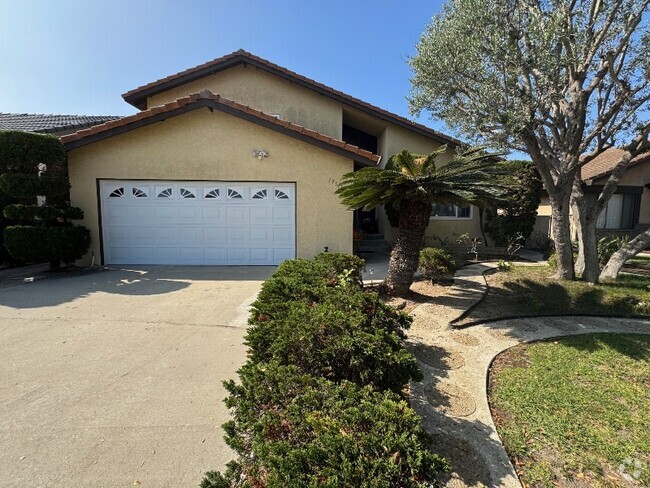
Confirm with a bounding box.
[419,247,456,282]
[0,130,66,171]
[246,288,420,392]
[0,131,90,270]
[252,254,365,322]
[4,225,90,267]
[202,363,448,488]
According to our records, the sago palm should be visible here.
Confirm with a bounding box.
[337,146,507,295]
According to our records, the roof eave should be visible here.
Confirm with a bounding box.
[64,98,379,166]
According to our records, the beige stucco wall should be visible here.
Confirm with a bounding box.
[593,163,650,225]
[146,65,343,140]
[67,108,353,265]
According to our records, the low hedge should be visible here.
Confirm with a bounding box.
[204,254,447,487]
[246,288,420,392]
[202,363,447,488]
[4,225,90,268]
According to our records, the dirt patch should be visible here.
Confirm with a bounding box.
[425,382,477,417]
[382,278,455,313]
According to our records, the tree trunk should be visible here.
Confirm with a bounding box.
[571,181,600,283]
[600,227,650,280]
[548,189,575,280]
[382,198,432,296]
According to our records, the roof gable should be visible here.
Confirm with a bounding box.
[122,50,460,147]
[62,90,380,166]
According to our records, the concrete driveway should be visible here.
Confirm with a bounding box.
[0,265,273,488]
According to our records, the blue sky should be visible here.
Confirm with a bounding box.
[0,0,455,135]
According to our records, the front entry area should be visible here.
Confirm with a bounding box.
[99,180,296,265]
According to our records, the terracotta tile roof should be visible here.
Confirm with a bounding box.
[581,148,650,181]
[61,90,381,166]
[0,113,119,133]
[122,49,461,147]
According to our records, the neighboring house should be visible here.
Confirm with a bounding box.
[0,113,119,136]
[60,49,481,266]
[533,148,650,243]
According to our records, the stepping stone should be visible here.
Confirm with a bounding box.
[451,332,481,346]
[410,343,465,370]
[425,382,477,417]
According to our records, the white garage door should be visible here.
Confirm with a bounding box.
[100,180,295,265]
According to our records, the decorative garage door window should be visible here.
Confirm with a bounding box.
[157,187,173,198]
[100,180,296,266]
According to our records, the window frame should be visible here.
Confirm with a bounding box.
[429,204,473,221]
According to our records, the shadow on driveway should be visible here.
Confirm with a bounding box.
[0,265,275,309]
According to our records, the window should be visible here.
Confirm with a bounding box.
[109,187,124,198]
[228,188,243,199]
[596,194,638,229]
[204,188,220,199]
[274,189,290,200]
[252,189,268,199]
[431,204,472,219]
[157,187,173,198]
[180,188,196,199]
[132,187,148,198]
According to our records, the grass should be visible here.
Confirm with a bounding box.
[457,265,650,325]
[489,333,650,487]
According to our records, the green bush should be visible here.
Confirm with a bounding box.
[0,131,65,171]
[597,234,629,266]
[4,225,90,268]
[202,363,448,488]
[252,254,365,322]
[419,247,456,282]
[3,203,83,221]
[245,288,420,392]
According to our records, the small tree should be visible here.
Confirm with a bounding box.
[0,131,90,270]
[337,146,507,295]
[483,160,542,246]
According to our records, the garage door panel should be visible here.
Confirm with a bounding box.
[204,247,227,264]
[101,180,295,265]
[179,227,203,245]
[227,248,248,265]
[156,206,179,222]
[203,207,225,224]
[226,206,247,224]
[226,227,247,243]
[204,227,225,244]
[273,248,294,262]
[250,248,270,265]
[272,207,292,223]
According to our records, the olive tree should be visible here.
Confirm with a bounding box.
[409,0,650,282]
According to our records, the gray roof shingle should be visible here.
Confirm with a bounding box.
[0,113,121,133]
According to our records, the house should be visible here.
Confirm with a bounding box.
[0,113,119,136]
[60,49,482,266]
[533,148,650,243]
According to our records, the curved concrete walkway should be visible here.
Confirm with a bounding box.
[406,263,650,488]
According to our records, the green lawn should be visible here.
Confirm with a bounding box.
[489,333,650,487]
[457,265,650,325]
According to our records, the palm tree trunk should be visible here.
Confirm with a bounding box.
[382,199,432,296]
